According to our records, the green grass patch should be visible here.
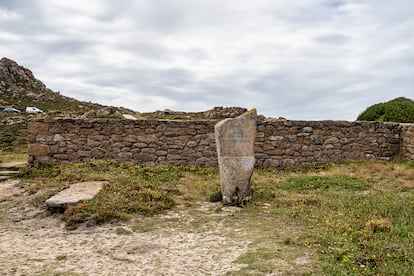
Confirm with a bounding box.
[246,162,414,275]
[277,174,372,192]
[22,160,218,225]
[0,121,27,153]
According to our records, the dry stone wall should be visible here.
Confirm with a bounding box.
[28,118,413,167]
[28,118,218,167]
[400,124,414,160]
[255,120,403,168]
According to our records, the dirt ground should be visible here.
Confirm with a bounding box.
[0,179,315,275]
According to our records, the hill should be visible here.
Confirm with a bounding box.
[0,57,253,121]
[0,57,104,116]
[357,97,414,123]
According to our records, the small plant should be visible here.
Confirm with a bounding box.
[55,255,67,261]
[365,219,392,233]
[208,190,222,202]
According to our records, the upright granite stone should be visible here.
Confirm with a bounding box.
[215,108,257,205]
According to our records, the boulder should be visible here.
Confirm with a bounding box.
[214,108,257,205]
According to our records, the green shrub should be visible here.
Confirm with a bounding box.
[357,97,414,123]
[208,190,223,202]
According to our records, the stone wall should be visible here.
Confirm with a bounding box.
[255,120,402,168]
[28,118,218,167]
[28,118,413,167]
[400,124,414,160]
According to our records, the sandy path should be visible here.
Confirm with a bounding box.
[0,180,250,275]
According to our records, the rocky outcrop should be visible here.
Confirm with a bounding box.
[0,57,56,107]
[215,109,257,205]
[0,57,102,113]
[204,107,248,119]
[0,58,47,90]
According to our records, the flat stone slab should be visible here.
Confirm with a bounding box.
[0,162,28,170]
[46,181,107,208]
[0,170,20,176]
[123,114,137,120]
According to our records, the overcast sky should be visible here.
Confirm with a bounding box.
[1,0,413,120]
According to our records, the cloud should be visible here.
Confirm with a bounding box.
[1,0,413,120]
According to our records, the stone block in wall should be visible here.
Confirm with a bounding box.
[110,135,123,143]
[137,134,158,143]
[91,148,106,159]
[156,124,167,132]
[53,154,69,160]
[36,135,53,142]
[263,159,280,168]
[28,121,48,135]
[78,150,91,157]
[32,156,52,163]
[310,135,324,145]
[285,135,297,143]
[167,154,183,160]
[28,144,49,156]
[133,142,148,148]
[156,150,168,156]
[269,136,284,142]
[324,137,339,144]
[53,134,65,142]
[118,152,133,160]
[136,153,158,163]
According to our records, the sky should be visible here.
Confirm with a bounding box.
[1,0,413,120]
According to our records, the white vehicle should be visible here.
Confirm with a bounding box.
[26,106,43,113]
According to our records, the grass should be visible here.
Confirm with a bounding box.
[249,161,414,275]
[0,121,27,153]
[20,159,414,274]
[0,150,27,163]
[23,160,218,225]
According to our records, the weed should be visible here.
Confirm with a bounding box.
[365,219,392,233]
[55,255,67,261]
[115,227,133,235]
[209,190,223,202]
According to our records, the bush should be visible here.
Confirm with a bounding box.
[208,190,223,202]
[357,97,414,123]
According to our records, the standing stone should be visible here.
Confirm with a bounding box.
[215,108,257,205]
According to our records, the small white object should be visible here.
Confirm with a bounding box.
[26,106,43,113]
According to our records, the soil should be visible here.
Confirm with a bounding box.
[0,179,315,275]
